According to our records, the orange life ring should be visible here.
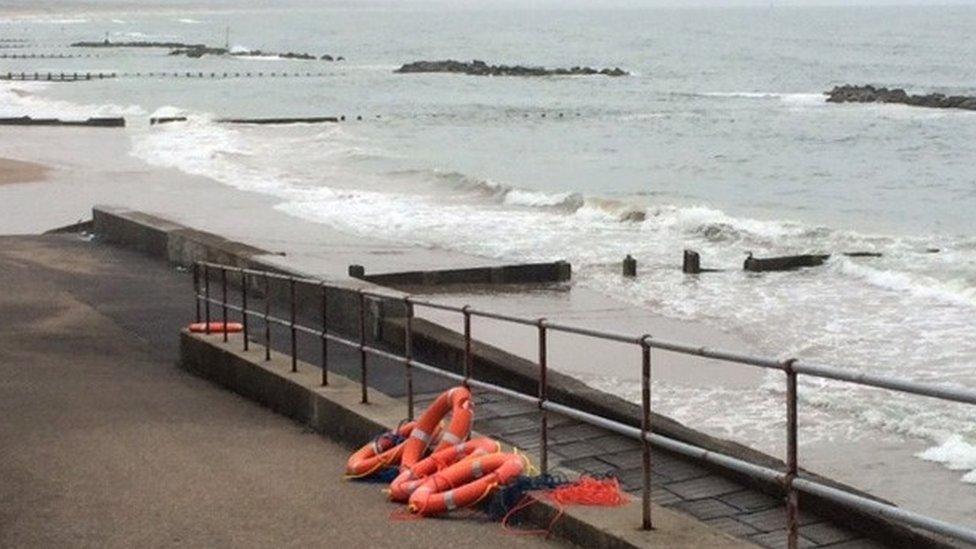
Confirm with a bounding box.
[401,386,473,467]
[389,437,500,502]
[346,422,426,478]
[188,322,244,334]
[408,452,524,516]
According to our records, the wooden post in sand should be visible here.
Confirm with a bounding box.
[683,250,702,274]
[622,255,637,277]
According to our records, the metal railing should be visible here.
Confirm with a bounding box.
[192,261,976,548]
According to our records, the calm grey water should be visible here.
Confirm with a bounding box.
[3,1,976,495]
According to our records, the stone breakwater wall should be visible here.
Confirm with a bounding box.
[396,59,628,77]
[826,84,976,111]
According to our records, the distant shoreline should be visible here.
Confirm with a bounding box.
[0,157,49,186]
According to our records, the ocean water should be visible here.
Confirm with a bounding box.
[3,1,976,492]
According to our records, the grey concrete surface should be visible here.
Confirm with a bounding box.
[0,235,561,548]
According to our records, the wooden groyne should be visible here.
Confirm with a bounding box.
[0,53,100,59]
[71,40,205,49]
[0,71,331,82]
[216,116,340,125]
[1,71,117,82]
[348,261,572,288]
[150,117,189,125]
[0,116,125,128]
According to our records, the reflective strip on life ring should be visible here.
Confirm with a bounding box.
[345,422,417,478]
[388,437,500,502]
[188,322,244,334]
[401,386,473,467]
[408,452,523,516]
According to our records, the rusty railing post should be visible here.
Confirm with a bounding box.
[241,269,249,351]
[538,318,548,475]
[405,296,414,421]
[221,267,228,342]
[785,358,799,549]
[320,283,328,386]
[462,305,472,386]
[640,335,654,530]
[290,278,297,372]
[193,263,201,323]
[204,264,211,334]
[263,273,271,361]
[359,290,368,404]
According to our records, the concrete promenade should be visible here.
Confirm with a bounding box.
[0,235,557,548]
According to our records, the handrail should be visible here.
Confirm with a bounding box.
[191,260,976,547]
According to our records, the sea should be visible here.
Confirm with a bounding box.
[2,0,975,512]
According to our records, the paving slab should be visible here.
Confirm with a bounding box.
[668,475,747,500]
[672,498,742,520]
[751,530,818,549]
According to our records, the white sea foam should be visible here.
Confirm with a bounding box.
[504,189,584,210]
[701,92,827,107]
[177,18,202,25]
[839,260,976,308]
[0,81,144,118]
[918,436,976,484]
[0,17,89,25]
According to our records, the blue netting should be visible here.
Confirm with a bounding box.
[483,474,571,521]
[349,423,409,481]
[352,466,400,483]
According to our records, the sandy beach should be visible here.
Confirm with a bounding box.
[0,157,48,186]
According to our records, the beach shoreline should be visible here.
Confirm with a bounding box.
[0,125,973,527]
[0,157,49,186]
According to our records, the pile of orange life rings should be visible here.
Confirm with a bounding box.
[345,386,526,517]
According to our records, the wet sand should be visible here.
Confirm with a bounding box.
[0,157,49,186]
[0,125,973,527]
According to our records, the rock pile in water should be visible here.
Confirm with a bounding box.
[826,84,976,111]
[395,59,628,77]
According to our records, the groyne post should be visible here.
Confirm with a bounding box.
[683,250,701,274]
[623,254,637,277]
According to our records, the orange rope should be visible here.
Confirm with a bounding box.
[501,475,628,538]
[548,475,629,507]
[501,495,563,538]
[389,506,424,522]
